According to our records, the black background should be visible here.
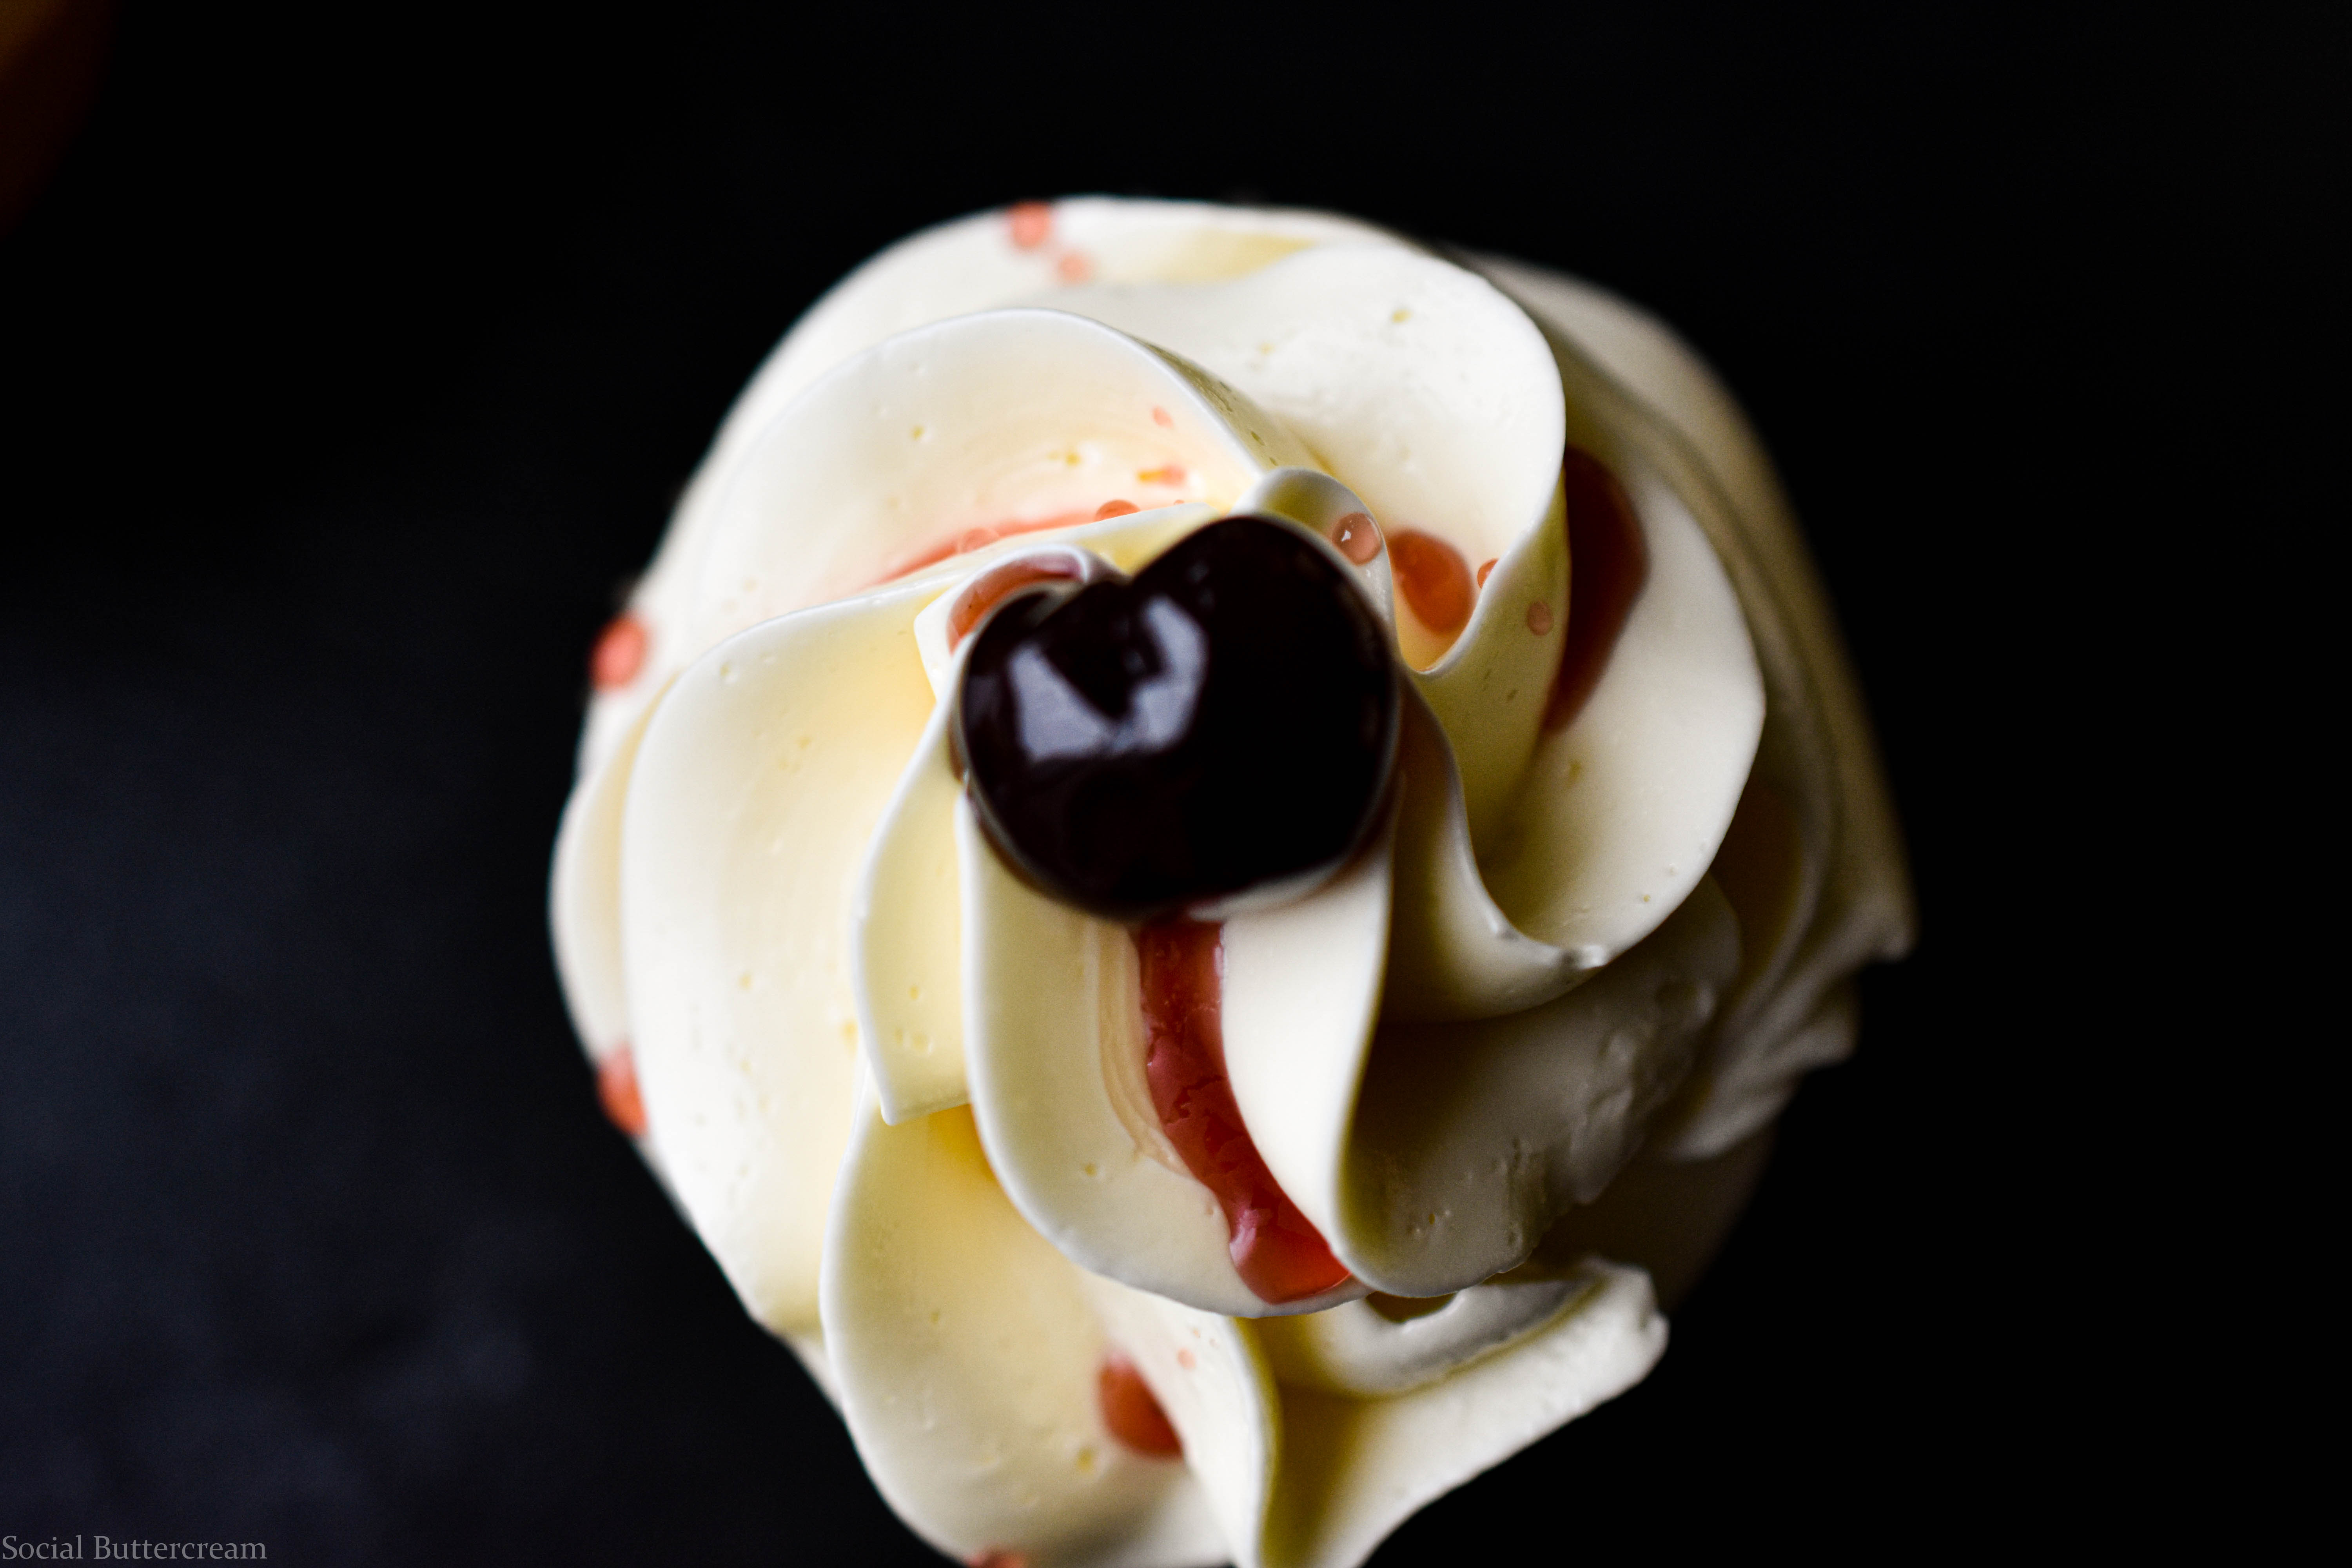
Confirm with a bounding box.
[0,4,2332,1560]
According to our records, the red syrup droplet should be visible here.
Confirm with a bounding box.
[1098,1356,1183,1457]
[1389,528,1474,636]
[1544,445,1650,730]
[597,1047,647,1137]
[946,554,1088,651]
[1476,557,1497,588]
[1136,919,1351,1304]
[1328,511,1382,564]
[590,613,648,689]
[1094,499,1139,519]
[875,510,1098,585]
[1008,201,1052,249]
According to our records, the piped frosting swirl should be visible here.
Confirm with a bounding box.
[549,198,1913,1568]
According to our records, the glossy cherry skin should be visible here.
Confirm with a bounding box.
[956,515,1398,922]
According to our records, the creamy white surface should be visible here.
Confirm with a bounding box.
[826,1085,1227,1568]
[1472,255,1913,1155]
[619,585,934,1333]
[550,198,1912,1568]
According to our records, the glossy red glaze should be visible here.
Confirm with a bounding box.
[597,1047,647,1137]
[1389,528,1474,635]
[1098,1356,1183,1457]
[1544,445,1649,730]
[1137,919,1350,1304]
[590,613,647,689]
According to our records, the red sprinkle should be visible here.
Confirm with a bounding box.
[1476,557,1497,588]
[590,613,648,690]
[597,1048,647,1137]
[1056,250,1094,283]
[1390,529,1475,636]
[1544,445,1649,730]
[1137,464,1187,488]
[1138,920,1351,1304]
[1094,499,1139,519]
[1527,599,1554,635]
[946,555,1087,650]
[1151,405,1174,429]
[1328,511,1382,564]
[1008,201,1052,249]
[1098,1356,1183,1457]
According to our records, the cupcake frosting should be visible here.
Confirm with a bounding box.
[549,198,1912,1568]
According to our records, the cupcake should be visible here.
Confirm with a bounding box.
[550,198,1912,1568]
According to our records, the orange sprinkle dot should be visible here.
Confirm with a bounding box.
[1056,249,1094,283]
[597,1047,647,1137]
[1328,511,1382,564]
[1008,201,1051,249]
[969,1553,1029,1568]
[1390,529,1475,636]
[1476,558,1497,588]
[1137,464,1187,487]
[1527,599,1554,634]
[590,613,647,690]
[1094,499,1139,519]
[1151,405,1174,428]
[1099,1356,1183,1458]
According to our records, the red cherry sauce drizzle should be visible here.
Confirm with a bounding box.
[876,493,1149,590]
[946,554,1091,652]
[1328,511,1382,564]
[1388,528,1475,635]
[1137,918,1350,1304]
[1008,201,1053,249]
[879,510,1098,584]
[1098,1356,1183,1457]
[597,1047,648,1137]
[590,613,647,689]
[1544,445,1649,730]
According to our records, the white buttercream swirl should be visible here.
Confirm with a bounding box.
[548,198,1913,1568]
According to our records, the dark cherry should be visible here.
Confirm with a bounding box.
[955,515,1398,922]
